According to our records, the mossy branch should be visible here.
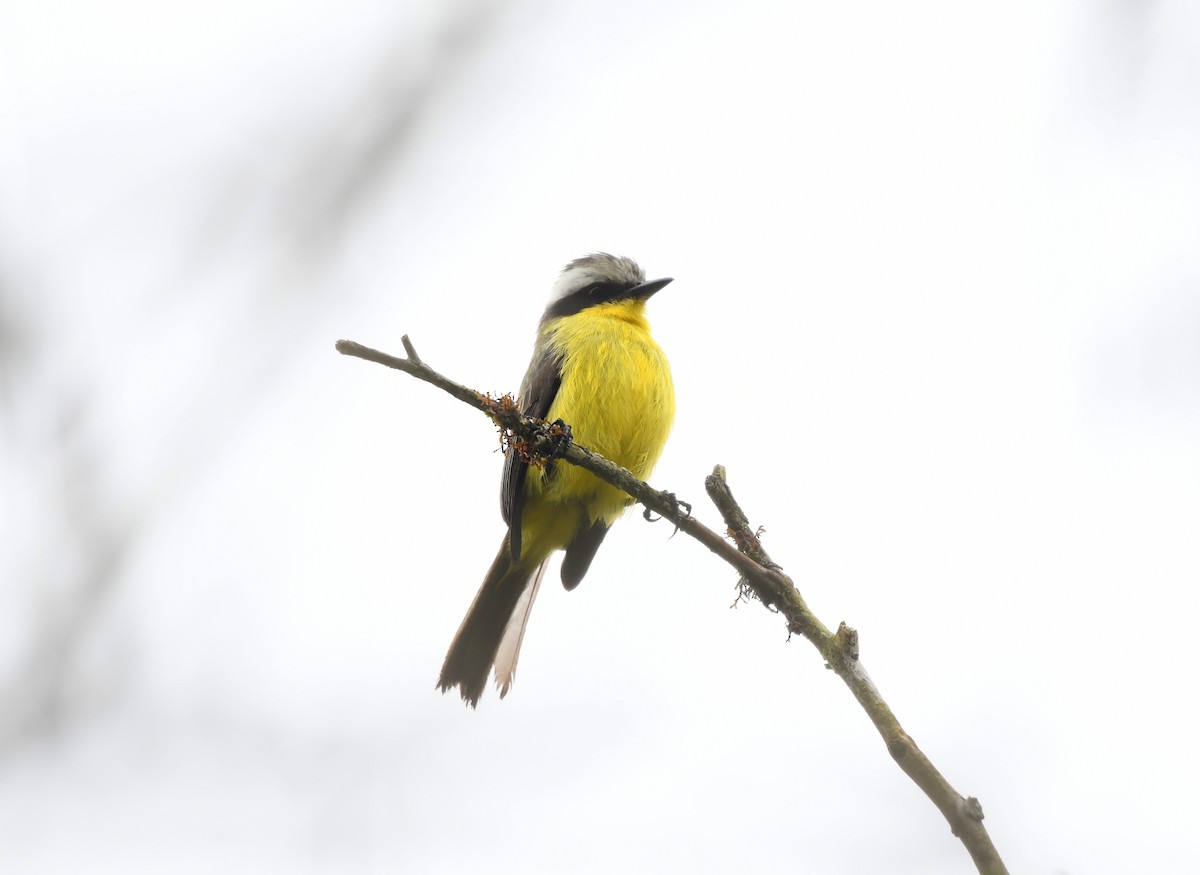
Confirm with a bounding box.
[335,335,1009,875]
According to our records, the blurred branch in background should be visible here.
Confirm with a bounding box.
[336,336,1011,875]
[0,0,506,756]
[0,392,135,748]
[267,0,504,267]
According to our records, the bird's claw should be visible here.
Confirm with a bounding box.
[547,419,573,458]
[643,491,692,537]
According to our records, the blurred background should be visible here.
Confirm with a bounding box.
[2,1,1198,872]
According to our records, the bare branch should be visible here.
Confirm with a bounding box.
[335,337,1010,875]
[703,468,1007,875]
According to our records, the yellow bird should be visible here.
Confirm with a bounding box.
[438,253,675,706]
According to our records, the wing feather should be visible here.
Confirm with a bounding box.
[501,342,563,559]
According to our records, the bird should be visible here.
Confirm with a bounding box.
[437,253,676,706]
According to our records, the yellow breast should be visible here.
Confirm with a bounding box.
[532,299,675,525]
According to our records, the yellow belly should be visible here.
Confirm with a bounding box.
[523,302,674,547]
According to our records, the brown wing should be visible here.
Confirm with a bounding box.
[501,344,563,560]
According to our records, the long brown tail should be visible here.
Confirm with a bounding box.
[437,538,547,707]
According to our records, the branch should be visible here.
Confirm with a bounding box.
[336,336,1010,875]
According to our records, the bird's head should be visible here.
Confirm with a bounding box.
[543,253,672,321]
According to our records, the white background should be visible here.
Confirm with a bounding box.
[2,1,1198,872]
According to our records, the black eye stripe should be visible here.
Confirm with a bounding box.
[543,280,635,320]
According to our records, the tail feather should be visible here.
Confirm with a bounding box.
[494,558,548,698]
[437,539,546,707]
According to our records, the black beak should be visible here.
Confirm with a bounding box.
[630,277,673,299]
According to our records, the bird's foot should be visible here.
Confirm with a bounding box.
[643,491,692,537]
[546,419,573,458]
